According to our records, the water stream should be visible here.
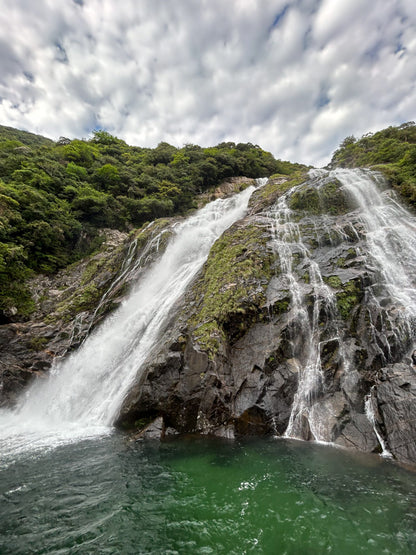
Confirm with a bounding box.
[0,185,255,459]
[268,168,416,443]
[267,185,342,441]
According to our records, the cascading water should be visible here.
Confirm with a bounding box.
[334,168,416,321]
[278,167,416,446]
[364,386,392,458]
[86,221,173,336]
[267,178,345,441]
[0,185,255,458]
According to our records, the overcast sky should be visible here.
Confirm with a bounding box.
[0,0,415,166]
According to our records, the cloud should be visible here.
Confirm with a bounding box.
[0,0,415,166]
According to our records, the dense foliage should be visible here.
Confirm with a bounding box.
[330,121,416,206]
[0,124,302,317]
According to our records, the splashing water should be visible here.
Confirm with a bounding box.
[364,386,392,458]
[0,186,255,459]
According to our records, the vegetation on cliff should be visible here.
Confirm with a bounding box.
[2,120,415,322]
[330,121,416,207]
[0,124,301,319]
[190,222,273,358]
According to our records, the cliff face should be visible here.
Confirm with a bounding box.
[2,172,416,466]
[117,170,416,466]
[0,178,251,405]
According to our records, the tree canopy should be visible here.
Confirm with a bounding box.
[0,126,301,318]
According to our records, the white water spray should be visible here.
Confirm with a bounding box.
[0,186,255,458]
[334,168,416,321]
[364,386,392,458]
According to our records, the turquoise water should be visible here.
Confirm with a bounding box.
[1,436,415,554]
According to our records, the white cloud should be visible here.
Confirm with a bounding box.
[0,0,415,166]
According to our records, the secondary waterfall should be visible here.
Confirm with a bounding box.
[267,186,342,441]
[275,168,416,443]
[0,185,255,457]
[2,168,416,459]
[334,168,416,320]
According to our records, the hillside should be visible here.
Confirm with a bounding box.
[1,122,416,466]
[0,125,55,148]
[330,121,416,207]
[0,126,303,320]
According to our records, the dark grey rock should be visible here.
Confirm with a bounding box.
[134,416,165,440]
[375,363,416,465]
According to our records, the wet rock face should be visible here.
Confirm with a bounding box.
[117,171,416,466]
[375,364,416,466]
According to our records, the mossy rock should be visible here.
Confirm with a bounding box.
[288,186,320,214]
[249,171,308,213]
[29,336,49,352]
[324,275,343,289]
[288,180,355,216]
[337,280,363,319]
[323,275,363,320]
[188,221,273,357]
[270,297,290,316]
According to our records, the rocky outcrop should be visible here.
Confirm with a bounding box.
[0,178,255,407]
[196,176,256,208]
[374,363,416,466]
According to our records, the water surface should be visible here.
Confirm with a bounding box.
[1,436,415,554]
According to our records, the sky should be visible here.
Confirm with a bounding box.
[0,0,415,167]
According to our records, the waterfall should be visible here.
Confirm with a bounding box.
[0,185,255,457]
[364,386,392,458]
[333,168,416,321]
[267,175,344,441]
[277,168,416,443]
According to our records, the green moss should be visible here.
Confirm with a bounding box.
[81,257,106,285]
[324,275,342,289]
[249,171,308,213]
[189,222,273,357]
[322,276,362,319]
[132,218,171,242]
[271,298,290,316]
[336,248,356,268]
[288,180,352,216]
[320,181,352,215]
[29,336,49,351]
[64,283,100,314]
[192,321,226,357]
[289,186,320,213]
[336,280,362,320]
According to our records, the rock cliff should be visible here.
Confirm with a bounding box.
[2,172,416,467]
[117,169,416,466]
